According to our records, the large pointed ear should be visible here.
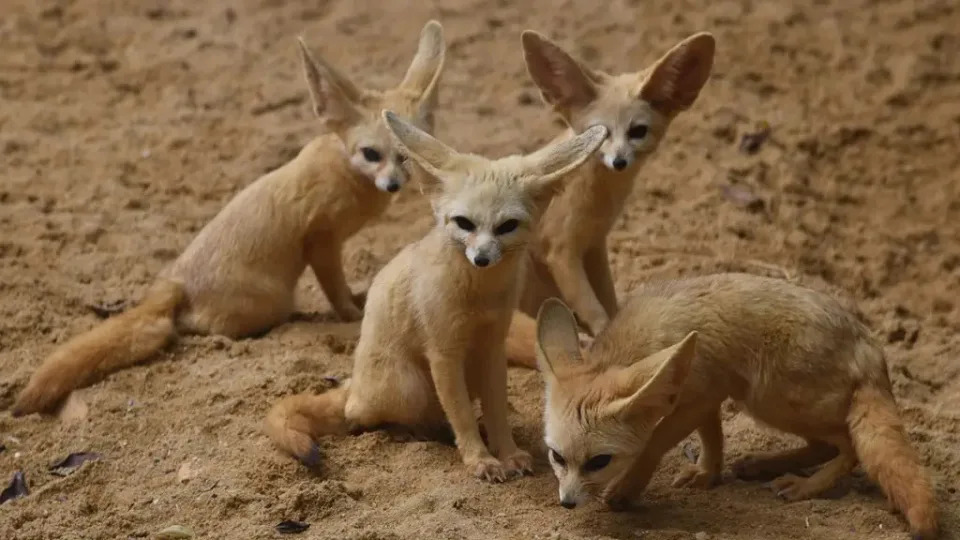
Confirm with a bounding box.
[606,331,698,419]
[297,37,364,129]
[399,20,446,130]
[639,32,715,115]
[382,110,462,181]
[521,30,598,115]
[522,125,607,196]
[536,298,583,380]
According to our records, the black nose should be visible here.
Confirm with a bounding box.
[612,157,628,171]
[386,183,400,193]
[473,255,490,267]
[560,500,577,509]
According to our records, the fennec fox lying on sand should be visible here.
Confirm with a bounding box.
[514,31,715,339]
[535,273,938,539]
[12,22,446,417]
[264,113,607,481]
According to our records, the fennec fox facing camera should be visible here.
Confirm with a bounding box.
[12,22,446,417]
[535,274,938,539]
[264,113,607,481]
[515,31,715,338]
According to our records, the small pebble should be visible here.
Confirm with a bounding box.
[694,533,709,540]
[156,525,194,539]
[276,521,310,534]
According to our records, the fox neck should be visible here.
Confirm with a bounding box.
[426,229,526,298]
[294,134,393,234]
[589,152,647,202]
[557,128,650,222]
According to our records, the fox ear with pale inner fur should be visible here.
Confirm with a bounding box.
[639,32,716,115]
[399,20,446,131]
[606,331,698,419]
[521,30,598,116]
[521,124,607,196]
[535,298,584,379]
[297,37,363,131]
[382,110,464,182]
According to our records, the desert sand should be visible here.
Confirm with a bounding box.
[1,0,958,538]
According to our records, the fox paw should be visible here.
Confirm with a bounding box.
[501,449,534,478]
[671,465,719,489]
[468,456,509,483]
[768,473,817,501]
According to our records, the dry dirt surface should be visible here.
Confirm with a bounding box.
[1,0,959,538]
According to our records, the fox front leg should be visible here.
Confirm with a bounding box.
[307,237,363,322]
[602,403,716,507]
[477,342,532,478]
[583,241,618,319]
[426,345,507,482]
[546,249,609,335]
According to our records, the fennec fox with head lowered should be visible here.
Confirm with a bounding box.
[264,113,607,481]
[513,31,715,340]
[12,22,446,417]
[535,273,938,539]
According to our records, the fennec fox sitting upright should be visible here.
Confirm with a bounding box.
[514,31,715,339]
[12,22,446,417]
[535,274,938,539]
[264,113,607,481]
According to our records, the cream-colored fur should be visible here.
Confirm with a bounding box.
[536,273,938,539]
[264,113,607,481]
[517,31,715,337]
[13,21,446,416]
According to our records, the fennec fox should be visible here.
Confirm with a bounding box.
[264,113,607,481]
[12,22,446,417]
[516,31,715,338]
[535,274,938,539]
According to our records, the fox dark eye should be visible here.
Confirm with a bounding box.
[361,147,382,162]
[549,448,566,467]
[583,454,612,472]
[627,124,648,140]
[494,219,519,235]
[452,216,476,232]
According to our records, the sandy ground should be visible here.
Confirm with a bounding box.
[1,0,959,538]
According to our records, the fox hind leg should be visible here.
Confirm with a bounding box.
[768,434,856,501]
[344,353,447,438]
[733,440,838,481]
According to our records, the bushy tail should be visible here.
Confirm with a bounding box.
[506,311,539,370]
[848,385,938,539]
[13,280,184,416]
[263,381,350,468]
